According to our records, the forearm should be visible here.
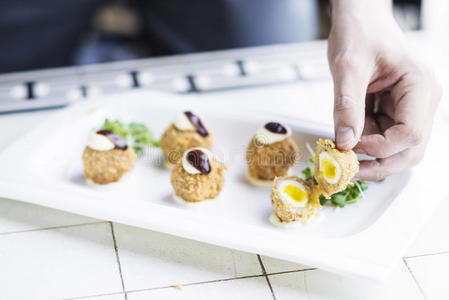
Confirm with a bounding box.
[328,0,401,49]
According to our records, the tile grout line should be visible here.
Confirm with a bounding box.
[59,291,126,300]
[257,255,277,300]
[109,222,128,300]
[0,220,107,237]
[266,267,317,276]
[126,274,267,295]
[61,267,317,299]
[4,218,445,300]
[404,250,449,260]
[403,258,428,300]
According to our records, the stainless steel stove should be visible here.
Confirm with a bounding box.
[0,41,330,114]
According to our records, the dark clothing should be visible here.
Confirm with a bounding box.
[133,0,318,54]
[0,0,108,72]
[0,0,318,73]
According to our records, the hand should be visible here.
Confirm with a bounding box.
[328,0,441,181]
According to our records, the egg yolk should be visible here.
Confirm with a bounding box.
[321,158,337,180]
[283,184,307,203]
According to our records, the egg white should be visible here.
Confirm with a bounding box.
[277,179,308,208]
[319,151,341,185]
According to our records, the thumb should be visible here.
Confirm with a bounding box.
[332,64,369,150]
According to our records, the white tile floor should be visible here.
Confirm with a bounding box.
[405,253,449,300]
[0,195,448,300]
[113,224,263,291]
[260,255,311,274]
[126,277,273,300]
[75,295,125,300]
[268,260,423,300]
[0,220,123,299]
[405,197,449,257]
[0,197,95,234]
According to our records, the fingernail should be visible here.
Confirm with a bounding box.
[336,127,355,148]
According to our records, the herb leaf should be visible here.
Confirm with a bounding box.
[302,157,315,179]
[307,157,314,165]
[102,119,129,139]
[101,119,160,156]
[331,194,347,207]
[302,167,313,179]
[319,194,328,205]
[325,180,367,207]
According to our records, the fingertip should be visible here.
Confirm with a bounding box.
[335,127,358,150]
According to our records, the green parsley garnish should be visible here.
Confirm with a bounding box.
[307,157,314,165]
[102,119,128,139]
[101,119,159,156]
[318,180,367,208]
[301,157,315,179]
[301,167,313,179]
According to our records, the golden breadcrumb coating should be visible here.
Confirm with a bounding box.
[171,158,226,202]
[246,136,299,181]
[82,146,137,184]
[314,138,359,198]
[160,124,213,165]
[271,176,321,223]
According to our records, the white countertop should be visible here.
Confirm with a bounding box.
[1,34,448,300]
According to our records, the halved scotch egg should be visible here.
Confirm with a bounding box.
[318,152,341,185]
[314,138,359,198]
[271,176,321,223]
[278,179,309,208]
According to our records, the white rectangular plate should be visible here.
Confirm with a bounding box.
[0,90,446,280]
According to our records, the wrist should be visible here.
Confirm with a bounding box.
[331,0,393,21]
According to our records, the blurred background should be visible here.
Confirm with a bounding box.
[0,0,448,114]
[0,0,442,73]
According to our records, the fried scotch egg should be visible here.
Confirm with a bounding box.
[271,176,320,223]
[278,179,309,208]
[314,138,359,198]
[245,122,299,185]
